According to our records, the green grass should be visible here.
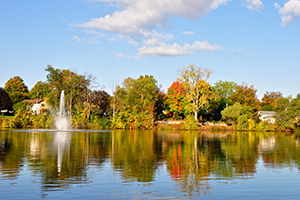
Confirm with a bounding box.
[0,115,14,119]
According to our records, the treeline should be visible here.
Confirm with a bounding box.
[1,64,300,131]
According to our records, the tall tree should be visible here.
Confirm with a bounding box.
[210,80,237,120]
[4,76,28,93]
[4,76,29,105]
[213,80,237,100]
[177,64,216,120]
[165,81,187,118]
[275,96,300,129]
[0,88,13,112]
[29,81,51,99]
[45,65,91,114]
[91,90,111,117]
[113,75,158,129]
[155,87,167,120]
[212,80,237,107]
[228,82,261,116]
[261,91,283,111]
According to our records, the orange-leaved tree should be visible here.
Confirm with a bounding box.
[228,82,261,116]
[4,76,29,105]
[4,76,28,93]
[165,81,187,119]
[261,91,282,111]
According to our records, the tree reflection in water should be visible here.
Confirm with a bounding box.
[1,130,300,197]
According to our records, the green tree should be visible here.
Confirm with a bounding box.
[45,65,92,114]
[113,75,158,129]
[221,102,252,127]
[275,96,300,129]
[213,80,237,101]
[177,64,216,120]
[8,92,29,106]
[13,101,33,113]
[29,81,50,99]
[210,80,237,120]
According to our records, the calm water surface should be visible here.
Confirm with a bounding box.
[1,130,300,199]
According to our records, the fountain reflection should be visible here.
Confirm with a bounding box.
[54,132,71,174]
[2,130,300,197]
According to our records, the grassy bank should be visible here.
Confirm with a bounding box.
[0,112,298,132]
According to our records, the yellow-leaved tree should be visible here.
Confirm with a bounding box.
[177,64,216,121]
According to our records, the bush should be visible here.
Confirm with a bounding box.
[237,115,248,130]
[100,116,110,128]
[184,115,198,130]
[13,101,33,113]
[11,111,32,128]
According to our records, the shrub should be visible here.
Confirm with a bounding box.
[184,115,198,130]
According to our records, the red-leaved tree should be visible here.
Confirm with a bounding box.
[0,87,13,112]
[166,81,187,118]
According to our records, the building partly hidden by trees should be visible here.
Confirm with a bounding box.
[3,64,300,131]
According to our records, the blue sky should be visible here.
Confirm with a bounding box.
[1,0,300,99]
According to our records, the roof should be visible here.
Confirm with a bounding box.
[24,99,44,104]
[258,111,276,117]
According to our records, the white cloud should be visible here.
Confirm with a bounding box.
[88,37,101,44]
[83,30,106,37]
[229,48,248,52]
[237,48,245,52]
[72,0,229,38]
[244,0,264,11]
[114,53,141,60]
[275,0,300,26]
[138,40,222,56]
[183,31,195,35]
[72,36,86,43]
[72,35,101,44]
[73,0,228,57]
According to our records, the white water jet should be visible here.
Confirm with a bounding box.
[54,90,70,130]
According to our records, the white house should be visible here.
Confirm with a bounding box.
[24,99,48,114]
[258,111,276,124]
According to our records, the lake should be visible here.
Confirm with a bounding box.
[1,130,300,199]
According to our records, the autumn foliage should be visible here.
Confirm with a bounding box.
[4,76,28,93]
[261,91,282,111]
[3,64,300,131]
[229,83,261,116]
[166,81,187,117]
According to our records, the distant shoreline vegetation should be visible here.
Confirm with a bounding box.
[1,64,300,132]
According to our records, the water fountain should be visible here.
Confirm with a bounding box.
[54,90,70,130]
